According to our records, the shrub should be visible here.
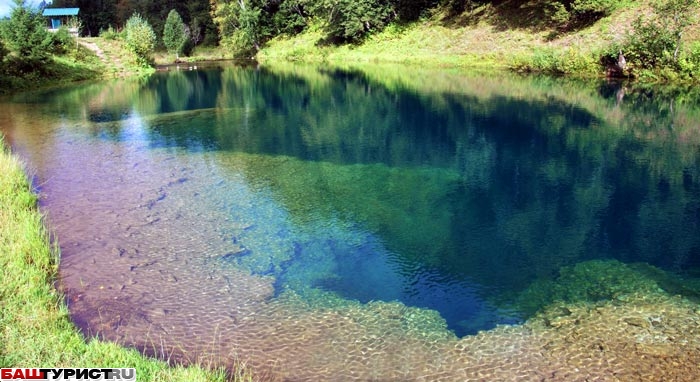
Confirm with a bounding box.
[509,48,600,76]
[615,0,699,79]
[570,0,618,16]
[677,41,700,78]
[99,25,121,40]
[65,16,82,36]
[624,16,678,69]
[49,27,75,55]
[124,13,156,67]
[545,0,619,27]
[545,1,571,25]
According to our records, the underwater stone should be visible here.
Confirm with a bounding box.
[220,245,251,259]
[167,177,188,186]
[623,316,649,328]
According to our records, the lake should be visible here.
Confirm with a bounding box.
[2,63,700,380]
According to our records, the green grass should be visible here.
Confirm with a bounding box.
[0,44,103,95]
[256,0,700,79]
[0,137,254,381]
[154,45,240,66]
[78,37,155,78]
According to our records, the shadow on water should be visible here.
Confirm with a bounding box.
[5,63,700,338]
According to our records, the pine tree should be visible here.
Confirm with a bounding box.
[0,0,52,68]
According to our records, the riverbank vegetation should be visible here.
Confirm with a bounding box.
[253,0,700,81]
[0,137,255,381]
[0,1,103,93]
[2,0,699,86]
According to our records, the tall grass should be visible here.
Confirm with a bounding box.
[0,136,253,381]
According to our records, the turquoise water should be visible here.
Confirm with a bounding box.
[2,63,700,354]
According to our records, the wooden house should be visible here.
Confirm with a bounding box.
[42,8,80,36]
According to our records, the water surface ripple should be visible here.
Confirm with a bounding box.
[2,64,700,380]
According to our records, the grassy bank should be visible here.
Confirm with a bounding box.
[256,0,700,80]
[0,137,252,381]
[77,37,156,78]
[0,43,103,95]
[256,2,633,70]
[0,35,155,95]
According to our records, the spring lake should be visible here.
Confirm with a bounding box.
[2,63,700,380]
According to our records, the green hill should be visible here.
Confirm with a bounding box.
[253,0,700,81]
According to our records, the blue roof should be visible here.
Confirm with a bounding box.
[42,8,80,17]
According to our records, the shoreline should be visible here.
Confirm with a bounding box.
[0,137,251,381]
[3,62,700,379]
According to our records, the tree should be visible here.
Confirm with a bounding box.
[163,9,188,61]
[305,0,395,42]
[0,0,52,68]
[211,0,270,54]
[272,0,307,35]
[124,12,156,67]
[185,0,220,45]
[190,17,204,45]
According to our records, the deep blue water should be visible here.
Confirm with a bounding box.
[4,64,700,337]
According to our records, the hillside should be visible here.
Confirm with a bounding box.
[256,0,700,80]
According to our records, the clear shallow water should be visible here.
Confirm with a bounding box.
[2,64,700,379]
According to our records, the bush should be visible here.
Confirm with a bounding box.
[49,27,75,55]
[509,48,600,76]
[124,13,156,67]
[545,0,619,27]
[615,0,699,79]
[99,25,121,40]
[624,16,678,69]
[677,41,700,78]
[570,0,617,16]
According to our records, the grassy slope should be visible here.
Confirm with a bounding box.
[0,45,102,95]
[0,138,253,381]
[258,0,699,74]
[0,36,160,95]
[78,37,155,78]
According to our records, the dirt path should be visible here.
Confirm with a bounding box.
[78,38,105,59]
[77,37,130,77]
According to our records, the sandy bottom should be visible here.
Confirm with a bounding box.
[70,286,700,381]
[19,135,699,381]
